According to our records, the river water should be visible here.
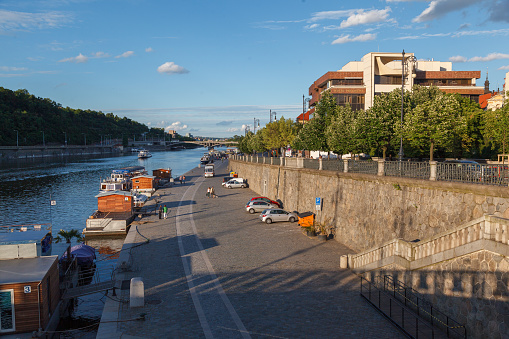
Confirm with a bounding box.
[0,146,214,337]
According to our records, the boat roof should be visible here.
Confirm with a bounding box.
[95,190,132,198]
[0,255,58,284]
[131,175,156,179]
[0,228,50,245]
[112,166,145,174]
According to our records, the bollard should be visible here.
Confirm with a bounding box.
[340,255,348,269]
[130,277,144,308]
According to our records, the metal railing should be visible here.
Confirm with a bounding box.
[361,276,466,338]
[232,155,509,187]
[437,162,509,186]
[347,159,378,175]
[322,159,345,172]
[380,275,466,338]
[385,161,430,179]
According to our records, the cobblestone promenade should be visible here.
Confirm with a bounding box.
[97,160,405,338]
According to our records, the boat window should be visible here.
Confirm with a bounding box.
[0,290,15,331]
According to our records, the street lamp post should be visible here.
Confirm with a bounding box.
[302,95,310,114]
[14,130,18,147]
[253,118,260,133]
[398,50,417,161]
[269,110,277,123]
[63,132,67,147]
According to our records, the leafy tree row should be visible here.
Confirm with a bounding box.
[0,87,168,146]
[291,86,503,161]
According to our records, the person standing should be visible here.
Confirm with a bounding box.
[179,176,182,184]
[210,186,216,198]
[206,187,211,198]
[163,205,168,219]
[183,175,186,184]
[158,205,162,219]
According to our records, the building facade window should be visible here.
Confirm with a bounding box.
[414,79,472,86]
[331,79,363,86]
[333,94,365,111]
[374,75,402,85]
[0,290,15,332]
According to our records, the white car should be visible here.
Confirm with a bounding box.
[225,179,247,189]
[259,209,298,224]
[245,201,278,214]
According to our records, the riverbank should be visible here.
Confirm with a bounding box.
[97,160,404,338]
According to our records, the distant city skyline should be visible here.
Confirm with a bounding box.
[1,0,508,137]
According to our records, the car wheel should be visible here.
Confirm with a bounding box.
[265,218,272,224]
[249,208,255,214]
[241,185,246,188]
[289,217,296,223]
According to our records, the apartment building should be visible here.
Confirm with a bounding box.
[308,52,484,113]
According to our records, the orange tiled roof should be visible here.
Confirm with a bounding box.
[479,92,493,109]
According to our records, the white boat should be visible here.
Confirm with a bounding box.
[138,150,152,158]
[200,153,210,164]
[133,192,148,208]
[99,166,147,192]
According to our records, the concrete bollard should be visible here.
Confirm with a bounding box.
[340,255,348,269]
[130,277,144,308]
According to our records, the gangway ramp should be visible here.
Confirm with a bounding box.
[62,280,116,299]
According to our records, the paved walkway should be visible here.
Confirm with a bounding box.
[97,160,405,338]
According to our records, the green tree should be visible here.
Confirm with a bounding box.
[326,105,360,156]
[249,130,267,153]
[292,113,328,151]
[403,86,466,161]
[359,89,411,159]
[263,117,299,153]
[483,101,509,160]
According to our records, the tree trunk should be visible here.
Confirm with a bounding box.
[430,140,434,162]
[382,146,387,160]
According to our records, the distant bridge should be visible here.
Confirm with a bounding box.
[185,140,238,148]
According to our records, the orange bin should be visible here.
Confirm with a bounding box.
[297,212,315,227]
[230,171,238,178]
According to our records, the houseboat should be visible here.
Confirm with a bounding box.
[83,191,135,237]
[200,153,210,164]
[131,174,157,198]
[0,224,60,336]
[99,166,147,192]
[138,149,152,158]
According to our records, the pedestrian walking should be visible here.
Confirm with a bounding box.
[163,205,168,219]
[158,205,162,219]
[179,176,182,184]
[183,175,186,184]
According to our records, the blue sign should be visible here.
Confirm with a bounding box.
[315,197,322,210]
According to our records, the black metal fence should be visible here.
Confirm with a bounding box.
[234,155,509,187]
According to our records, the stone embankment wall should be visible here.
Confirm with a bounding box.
[229,159,509,252]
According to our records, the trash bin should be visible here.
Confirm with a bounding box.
[297,212,315,227]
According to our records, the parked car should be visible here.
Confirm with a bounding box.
[245,200,278,214]
[250,196,281,208]
[221,176,234,186]
[225,179,247,189]
[259,209,297,224]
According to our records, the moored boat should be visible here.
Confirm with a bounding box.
[200,153,210,164]
[138,150,152,158]
[100,166,147,192]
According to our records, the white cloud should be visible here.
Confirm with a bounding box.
[452,28,509,37]
[115,51,134,58]
[304,23,320,30]
[0,9,73,32]
[145,47,153,52]
[166,121,188,131]
[157,62,189,74]
[395,35,423,40]
[340,8,391,28]
[59,53,88,63]
[413,0,483,23]
[449,55,467,62]
[309,10,352,23]
[332,33,376,44]
[91,51,109,58]
[227,127,240,132]
[468,53,509,62]
[498,65,509,70]
[0,66,28,71]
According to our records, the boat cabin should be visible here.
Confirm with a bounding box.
[153,168,172,179]
[84,191,135,237]
[0,256,60,335]
[131,175,156,197]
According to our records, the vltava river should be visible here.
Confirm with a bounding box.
[0,146,211,337]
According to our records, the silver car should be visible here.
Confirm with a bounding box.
[245,201,278,214]
[259,209,298,224]
[225,179,247,188]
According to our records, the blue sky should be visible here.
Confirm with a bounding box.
[1,0,509,137]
